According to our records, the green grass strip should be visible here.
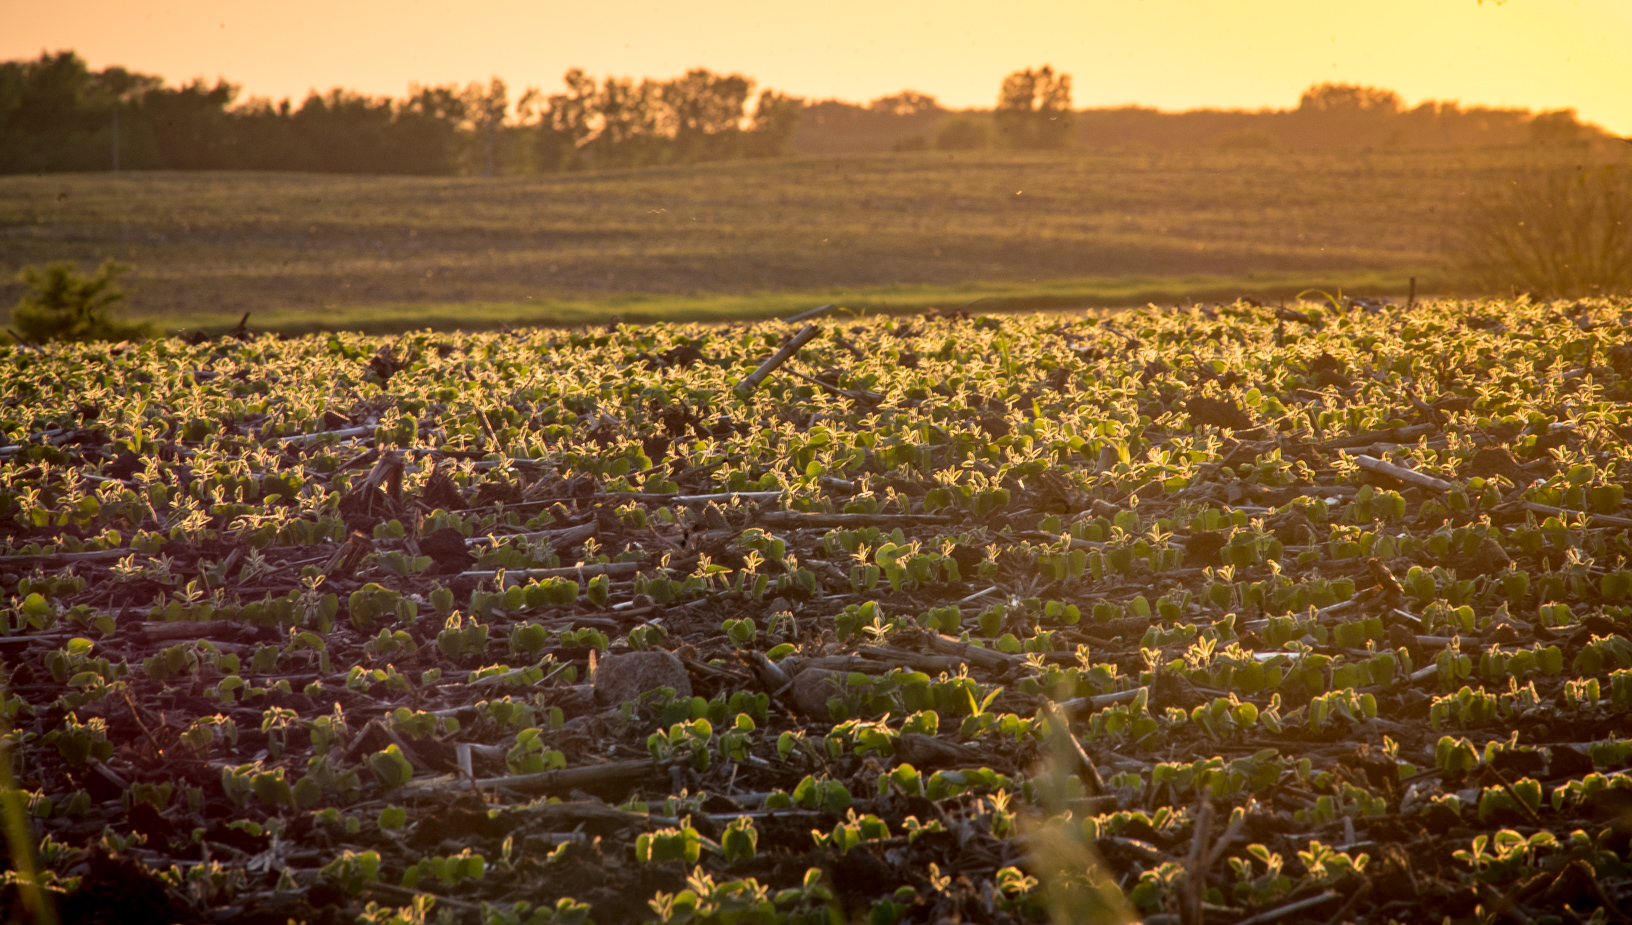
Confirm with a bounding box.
[150,269,1435,335]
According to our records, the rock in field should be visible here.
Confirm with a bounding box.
[593,651,691,707]
[790,667,849,721]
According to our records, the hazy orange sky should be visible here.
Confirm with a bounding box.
[6,0,1630,133]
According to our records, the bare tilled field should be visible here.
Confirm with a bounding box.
[0,147,1579,326]
[4,296,1632,923]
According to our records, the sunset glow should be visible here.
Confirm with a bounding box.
[6,0,1630,132]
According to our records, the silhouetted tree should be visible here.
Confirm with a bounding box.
[1297,83,1401,114]
[393,85,467,174]
[869,91,940,117]
[662,69,753,161]
[995,66,1073,150]
[464,78,508,176]
[87,65,162,171]
[0,52,111,172]
[127,79,238,170]
[1528,109,1586,145]
[287,89,398,173]
[542,69,599,171]
[742,91,802,158]
[589,76,662,167]
[1291,83,1404,146]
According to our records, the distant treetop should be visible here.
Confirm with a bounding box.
[868,92,942,117]
[995,66,1074,150]
[1298,83,1403,115]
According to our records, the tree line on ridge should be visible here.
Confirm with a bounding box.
[0,52,1603,175]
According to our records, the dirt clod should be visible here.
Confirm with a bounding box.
[1464,446,1528,481]
[420,526,475,574]
[1184,395,1253,430]
[421,467,466,510]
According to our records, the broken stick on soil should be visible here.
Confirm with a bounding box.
[1351,454,1457,492]
[781,303,834,324]
[735,323,819,395]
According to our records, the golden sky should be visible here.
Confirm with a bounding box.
[5,0,1630,133]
